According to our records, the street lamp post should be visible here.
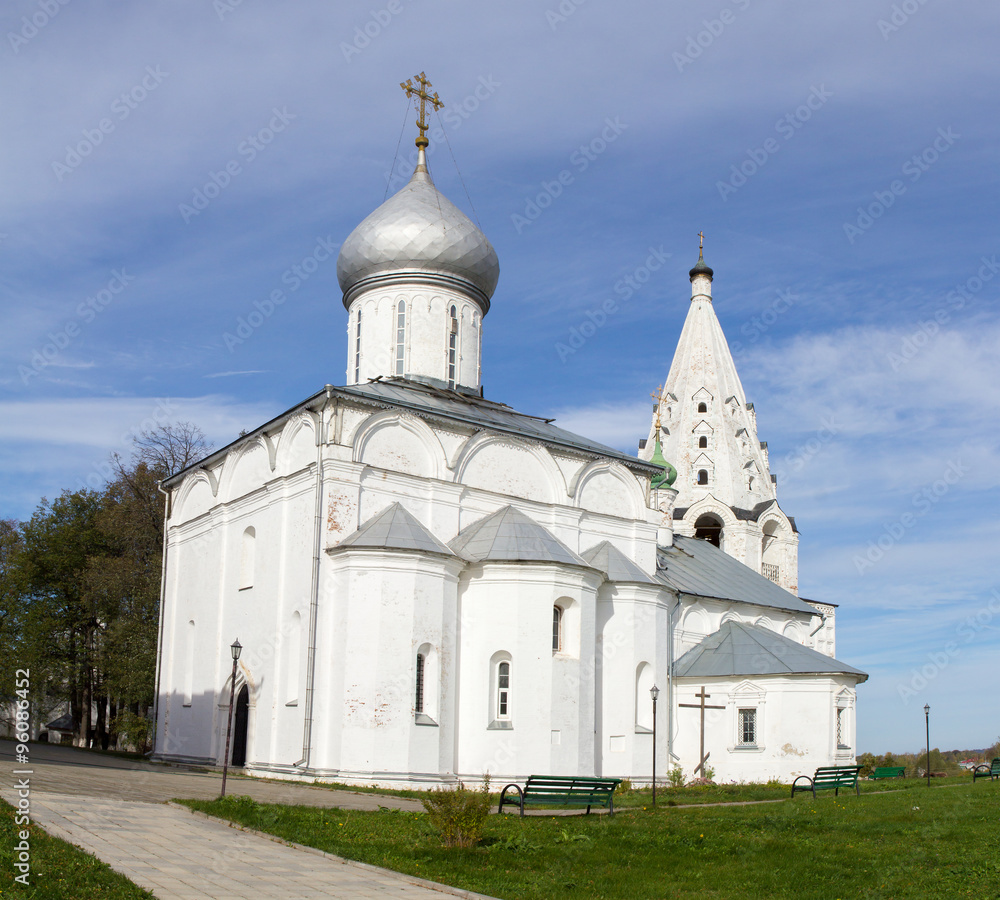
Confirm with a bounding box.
[220,638,242,798]
[650,684,660,808]
[924,703,930,789]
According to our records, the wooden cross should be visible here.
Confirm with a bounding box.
[679,686,725,777]
[400,72,443,148]
[650,384,665,431]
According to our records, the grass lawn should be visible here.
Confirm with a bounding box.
[0,800,153,899]
[184,780,1000,899]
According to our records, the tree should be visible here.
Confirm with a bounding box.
[18,491,107,746]
[131,421,209,478]
[89,422,210,750]
[0,520,27,730]
[0,422,212,751]
[86,461,166,750]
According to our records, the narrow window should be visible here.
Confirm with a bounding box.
[497,661,511,719]
[837,708,849,749]
[395,300,406,376]
[738,708,757,746]
[285,611,301,705]
[697,402,707,413]
[415,653,425,714]
[183,620,195,706]
[475,313,482,386]
[635,663,654,731]
[698,436,708,448]
[448,305,458,389]
[552,606,563,652]
[239,527,255,590]
[353,309,362,382]
[697,469,708,485]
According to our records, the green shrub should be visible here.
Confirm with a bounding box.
[616,778,633,795]
[421,777,492,848]
[113,710,151,753]
[667,765,685,788]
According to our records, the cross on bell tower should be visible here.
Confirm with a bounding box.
[400,72,443,149]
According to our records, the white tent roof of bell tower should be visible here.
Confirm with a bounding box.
[643,255,777,512]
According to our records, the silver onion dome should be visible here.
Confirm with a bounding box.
[337,148,500,309]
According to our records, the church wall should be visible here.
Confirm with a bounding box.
[672,675,859,783]
[310,549,463,784]
[454,563,602,782]
[154,454,318,769]
[593,584,670,782]
[673,596,817,655]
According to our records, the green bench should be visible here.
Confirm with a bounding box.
[791,765,863,799]
[498,775,622,817]
[973,758,1000,782]
[869,766,906,780]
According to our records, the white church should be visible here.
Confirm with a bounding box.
[151,86,866,786]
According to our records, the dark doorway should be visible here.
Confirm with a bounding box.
[231,685,249,767]
[694,514,723,548]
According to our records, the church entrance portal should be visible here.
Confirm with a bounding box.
[231,685,249,767]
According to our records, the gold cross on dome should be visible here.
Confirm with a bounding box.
[698,231,705,251]
[400,72,443,148]
[651,384,665,429]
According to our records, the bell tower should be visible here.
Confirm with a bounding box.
[640,238,799,593]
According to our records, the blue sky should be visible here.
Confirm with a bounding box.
[2,0,998,755]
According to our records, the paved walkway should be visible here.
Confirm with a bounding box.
[0,741,494,900]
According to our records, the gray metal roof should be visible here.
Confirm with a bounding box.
[450,505,589,567]
[657,535,817,616]
[581,541,658,585]
[341,379,661,474]
[44,713,75,732]
[674,621,868,682]
[163,377,660,489]
[333,502,456,557]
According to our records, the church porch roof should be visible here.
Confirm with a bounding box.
[674,620,868,682]
[657,535,817,616]
[581,541,658,585]
[450,505,590,568]
[332,502,456,557]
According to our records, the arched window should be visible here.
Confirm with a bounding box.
[448,305,458,389]
[353,309,362,382]
[239,526,255,590]
[697,469,708,485]
[694,513,723,547]
[415,652,425,714]
[698,436,708,448]
[496,660,511,720]
[552,605,563,652]
[697,402,707,413]
[394,300,406,376]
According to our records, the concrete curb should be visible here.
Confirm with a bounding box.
[172,802,499,900]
